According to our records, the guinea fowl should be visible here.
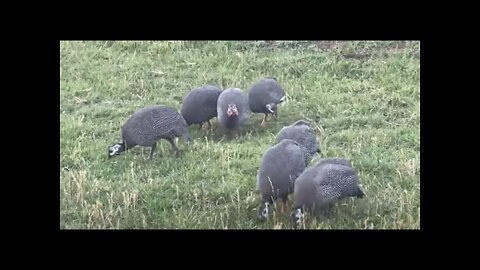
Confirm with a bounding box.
[108,105,190,160]
[181,85,222,130]
[256,139,306,220]
[276,120,320,164]
[247,77,286,127]
[216,88,250,139]
[291,158,365,227]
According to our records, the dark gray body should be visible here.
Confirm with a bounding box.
[257,139,306,203]
[276,120,320,164]
[247,78,285,114]
[181,85,222,125]
[121,105,190,149]
[217,88,249,130]
[294,158,364,215]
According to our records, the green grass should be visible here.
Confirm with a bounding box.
[60,41,420,229]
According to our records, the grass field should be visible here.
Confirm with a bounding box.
[60,41,420,229]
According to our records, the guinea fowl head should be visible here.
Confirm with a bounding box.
[257,202,270,220]
[291,207,304,228]
[226,104,239,117]
[108,142,125,159]
[265,103,278,117]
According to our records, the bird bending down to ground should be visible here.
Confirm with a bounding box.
[247,77,286,127]
[256,139,306,220]
[108,105,190,160]
[291,158,365,227]
[181,85,222,131]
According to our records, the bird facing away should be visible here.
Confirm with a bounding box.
[247,77,286,127]
[291,158,364,227]
[256,139,306,220]
[216,88,250,139]
[108,105,191,160]
[180,85,222,130]
[276,120,320,165]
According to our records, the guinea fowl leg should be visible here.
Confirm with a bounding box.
[260,113,268,127]
[148,143,157,160]
[228,129,237,140]
[166,137,179,157]
[281,198,289,213]
[325,203,335,216]
[205,120,212,134]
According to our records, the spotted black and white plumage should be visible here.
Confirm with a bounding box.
[180,85,222,129]
[276,120,320,165]
[256,139,306,220]
[247,77,286,127]
[291,158,364,226]
[216,88,249,136]
[108,105,191,160]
